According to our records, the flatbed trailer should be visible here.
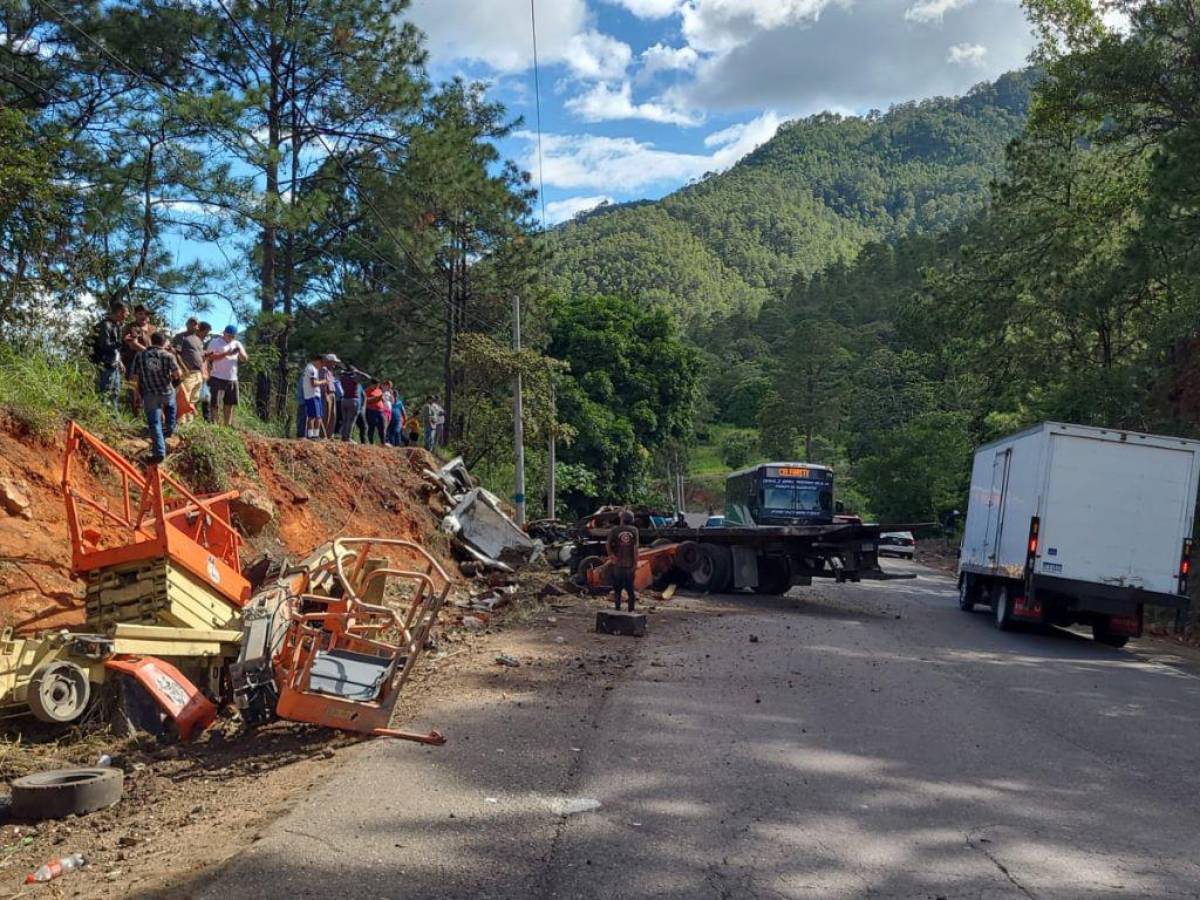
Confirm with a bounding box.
[574,520,913,594]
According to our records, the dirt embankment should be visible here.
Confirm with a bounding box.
[0,416,454,635]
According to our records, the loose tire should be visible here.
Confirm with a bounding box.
[993,583,1014,631]
[10,767,123,821]
[572,556,606,593]
[957,575,976,612]
[28,661,91,724]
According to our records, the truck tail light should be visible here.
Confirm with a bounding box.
[1180,538,1193,594]
[1025,517,1040,569]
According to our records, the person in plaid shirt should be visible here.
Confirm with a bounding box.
[130,331,181,464]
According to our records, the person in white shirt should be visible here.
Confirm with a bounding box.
[301,353,325,439]
[203,325,248,426]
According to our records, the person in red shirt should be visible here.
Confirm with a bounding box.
[364,380,388,445]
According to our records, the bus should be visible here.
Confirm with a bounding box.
[725,463,835,527]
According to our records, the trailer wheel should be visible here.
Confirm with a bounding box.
[957,575,976,612]
[1092,621,1129,648]
[993,584,1014,631]
[689,545,731,593]
[754,557,791,595]
[28,661,92,724]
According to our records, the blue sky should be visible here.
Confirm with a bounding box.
[408,0,1038,226]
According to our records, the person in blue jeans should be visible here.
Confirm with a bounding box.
[387,393,406,446]
[92,302,127,411]
[129,331,181,463]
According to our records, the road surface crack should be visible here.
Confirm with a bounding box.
[966,834,1037,899]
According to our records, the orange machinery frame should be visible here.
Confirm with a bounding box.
[273,538,450,743]
[61,422,250,608]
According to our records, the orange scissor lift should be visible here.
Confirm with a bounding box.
[0,422,448,744]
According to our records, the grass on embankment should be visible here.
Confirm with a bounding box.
[0,343,132,439]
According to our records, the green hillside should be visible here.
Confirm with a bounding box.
[547,70,1036,329]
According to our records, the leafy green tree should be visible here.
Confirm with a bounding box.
[547,295,699,512]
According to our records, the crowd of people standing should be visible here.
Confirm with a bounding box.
[92,301,246,462]
[294,352,445,451]
[91,300,446,461]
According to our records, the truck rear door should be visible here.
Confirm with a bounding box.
[1041,434,1192,594]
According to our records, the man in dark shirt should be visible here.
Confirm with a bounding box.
[130,332,181,464]
[606,509,641,612]
[171,318,206,424]
[92,302,127,410]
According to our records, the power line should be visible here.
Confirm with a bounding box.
[530,0,548,232]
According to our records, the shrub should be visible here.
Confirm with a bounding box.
[166,420,256,493]
[0,343,128,438]
[719,430,757,470]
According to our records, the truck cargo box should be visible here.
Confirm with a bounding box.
[961,422,1200,614]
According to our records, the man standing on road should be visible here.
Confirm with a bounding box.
[92,302,127,411]
[204,325,247,426]
[171,318,205,424]
[321,354,340,438]
[337,366,364,442]
[130,331,181,464]
[606,509,640,612]
[423,395,444,452]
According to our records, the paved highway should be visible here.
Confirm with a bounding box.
[186,561,1200,898]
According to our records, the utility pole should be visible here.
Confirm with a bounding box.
[547,380,556,519]
[512,293,526,526]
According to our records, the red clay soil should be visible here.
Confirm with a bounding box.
[0,416,454,636]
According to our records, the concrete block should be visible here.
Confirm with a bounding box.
[595,610,647,637]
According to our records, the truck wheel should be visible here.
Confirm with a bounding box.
[1092,621,1129,648]
[957,575,976,612]
[28,661,92,724]
[993,584,1014,631]
[754,557,791,595]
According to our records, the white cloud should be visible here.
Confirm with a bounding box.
[685,0,1034,115]
[947,42,987,66]
[564,30,634,80]
[640,42,700,77]
[566,81,703,125]
[605,0,681,17]
[545,194,615,223]
[905,0,973,24]
[519,111,781,192]
[407,0,588,73]
[681,0,843,53]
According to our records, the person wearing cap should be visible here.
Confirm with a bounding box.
[204,325,248,426]
[321,354,340,438]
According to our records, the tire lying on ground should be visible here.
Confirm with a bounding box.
[10,767,123,821]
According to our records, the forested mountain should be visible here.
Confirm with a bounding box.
[548,70,1037,328]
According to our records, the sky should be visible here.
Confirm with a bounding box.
[407,0,1038,226]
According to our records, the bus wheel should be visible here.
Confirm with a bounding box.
[957,575,976,612]
[993,584,1014,631]
[755,557,791,595]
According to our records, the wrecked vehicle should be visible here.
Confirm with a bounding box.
[0,422,448,744]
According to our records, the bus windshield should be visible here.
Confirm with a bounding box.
[762,483,831,514]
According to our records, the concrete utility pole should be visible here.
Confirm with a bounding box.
[512,293,526,526]
[547,380,556,519]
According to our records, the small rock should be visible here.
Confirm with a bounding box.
[320,748,335,759]
[0,477,32,519]
[496,654,520,667]
[118,835,139,848]
[749,634,759,643]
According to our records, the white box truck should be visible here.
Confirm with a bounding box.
[958,422,1200,646]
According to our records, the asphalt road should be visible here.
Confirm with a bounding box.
[187,561,1200,899]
